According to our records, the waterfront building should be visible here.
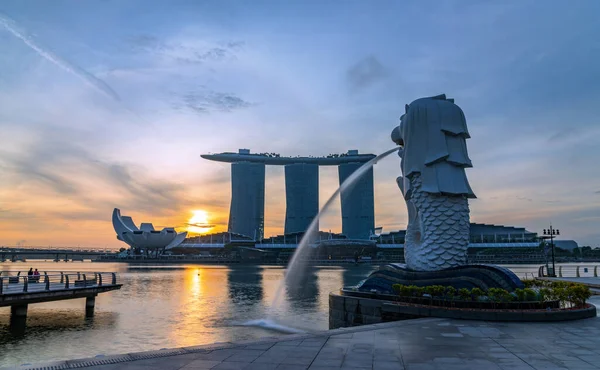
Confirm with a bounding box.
[339,161,374,240]
[112,208,187,251]
[229,159,265,240]
[202,149,376,240]
[284,163,319,234]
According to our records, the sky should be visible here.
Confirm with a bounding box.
[0,0,599,249]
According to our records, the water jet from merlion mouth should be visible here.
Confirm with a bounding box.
[242,147,399,333]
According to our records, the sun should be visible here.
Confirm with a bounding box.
[188,210,213,234]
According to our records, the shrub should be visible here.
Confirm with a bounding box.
[567,284,591,308]
[522,280,536,288]
[431,285,446,298]
[471,288,484,301]
[424,286,434,296]
[524,288,537,301]
[445,286,456,299]
[414,286,425,297]
[538,287,552,303]
[399,285,412,298]
[390,281,590,310]
[514,288,526,302]
[458,288,471,301]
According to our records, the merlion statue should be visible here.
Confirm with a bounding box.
[356,94,522,292]
[391,94,476,271]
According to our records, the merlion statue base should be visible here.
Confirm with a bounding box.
[356,264,525,294]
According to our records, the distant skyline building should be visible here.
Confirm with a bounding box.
[339,162,374,240]
[201,149,376,240]
[228,158,265,240]
[284,163,319,234]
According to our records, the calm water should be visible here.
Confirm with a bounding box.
[0,261,376,366]
[1,262,598,367]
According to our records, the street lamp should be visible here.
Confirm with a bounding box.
[542,226,560,277]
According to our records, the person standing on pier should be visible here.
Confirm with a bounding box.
[28,268,33,276]
[33,268,40,282]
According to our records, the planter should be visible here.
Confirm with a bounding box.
[341,288,560,310]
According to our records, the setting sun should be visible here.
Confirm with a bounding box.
[188,210,214,234]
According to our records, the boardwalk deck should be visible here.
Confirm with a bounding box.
[0,271,122,327]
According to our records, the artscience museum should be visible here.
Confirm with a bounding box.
[112,208,187,252]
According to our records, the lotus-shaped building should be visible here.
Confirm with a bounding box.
[112,208,187,250]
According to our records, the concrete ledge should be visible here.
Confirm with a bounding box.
[330,291,597,328]
[381,302,597,322]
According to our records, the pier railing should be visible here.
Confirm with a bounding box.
[538,265,600,278]
[0,271,119,295]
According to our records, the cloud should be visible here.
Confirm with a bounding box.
[595,190,600,194]
[0,11,121,102]
[127,34,244,65]
[0,127,187,216]
[174,89,253,114]
[346,56,389,91]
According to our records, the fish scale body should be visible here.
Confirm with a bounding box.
[404,174,470,271]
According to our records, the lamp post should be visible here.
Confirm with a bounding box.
[542,226,560,277]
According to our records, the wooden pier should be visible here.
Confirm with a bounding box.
[0,271,122,331]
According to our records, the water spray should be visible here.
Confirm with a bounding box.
[243,146,400,333]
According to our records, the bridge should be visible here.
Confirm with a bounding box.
[0,246,117,262]
[0,270,122,332]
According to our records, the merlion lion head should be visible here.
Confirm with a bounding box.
[392,94,476,199]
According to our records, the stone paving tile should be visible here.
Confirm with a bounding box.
[180,359,221,369]
[275,365,309,370]
[244,363,279,370]
[12,317,600,370]
[373,360,404,370]
[212,361,251,369]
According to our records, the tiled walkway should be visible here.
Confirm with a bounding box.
[6,316,600,370]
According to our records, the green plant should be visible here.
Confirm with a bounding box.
[567,284,591,308]
[414,286,425,298]
[445,286,456,298]
[514,288,526,302]
[538,287,551,302]
[524,288,537,301]
[487,288,503,302]
[431,285,446,298]
[392,284,402,294]
[424,286,435,296]
[458,288,471,301]
[399,285,412,298]
[471,288,484,301]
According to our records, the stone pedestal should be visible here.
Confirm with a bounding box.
[357,263,524,294]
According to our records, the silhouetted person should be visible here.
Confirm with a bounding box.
[33,268,40,282]
[27,268,33,276]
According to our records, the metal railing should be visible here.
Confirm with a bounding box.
[538,265,600,278]
[0,271,119,295]
[0,246,117,253]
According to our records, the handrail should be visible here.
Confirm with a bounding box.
[538,264,600,279]
[0,271,119,295]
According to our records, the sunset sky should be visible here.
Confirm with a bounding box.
[1,1,599,249]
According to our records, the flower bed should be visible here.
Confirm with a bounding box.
[387,279,591,311]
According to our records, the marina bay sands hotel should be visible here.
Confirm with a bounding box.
[201,149,376,241]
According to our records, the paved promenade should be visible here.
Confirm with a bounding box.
[5,315,600,370]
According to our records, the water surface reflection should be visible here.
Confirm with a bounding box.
[0,262,375,366]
